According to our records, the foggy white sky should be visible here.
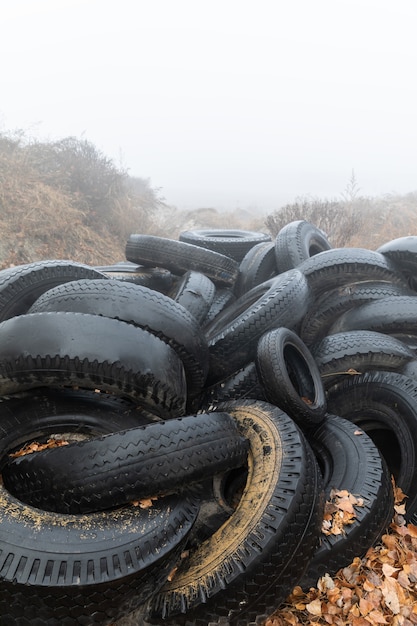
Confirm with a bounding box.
[1,0,417,213]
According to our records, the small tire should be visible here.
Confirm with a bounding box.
[256,327,327,429]
[178,229,271,262]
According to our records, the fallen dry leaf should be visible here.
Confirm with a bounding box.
[9,438,69,458]
[321,489,364,536]
[131,497,158,509]
[265,483,417,626]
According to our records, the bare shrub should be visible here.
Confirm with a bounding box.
[0,131,166,267]
[265,196,368,247]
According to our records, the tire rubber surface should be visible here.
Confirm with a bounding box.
[142,399,324,626]
[29,279,208,396]
[126,235,239,287]
[299,414,394,589]
[0,312,187,419]
[4,412,249,514]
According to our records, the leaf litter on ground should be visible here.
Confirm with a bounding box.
[266,480,417,626]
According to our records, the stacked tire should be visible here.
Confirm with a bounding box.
[0,225,416,625]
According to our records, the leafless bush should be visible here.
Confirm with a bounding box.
[265,195,377,248]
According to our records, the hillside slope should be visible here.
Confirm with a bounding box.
[1,131,417,270]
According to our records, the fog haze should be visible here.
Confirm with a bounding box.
[1,0,417,213]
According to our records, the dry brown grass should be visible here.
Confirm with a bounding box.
[1,130,417,270]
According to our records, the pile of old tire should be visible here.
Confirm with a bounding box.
[0,225,416,625]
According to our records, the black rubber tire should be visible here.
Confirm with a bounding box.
[0,489,199,626]
[328,295,417,338]
[198,362,266,411]
[28,278,209,397]
[256,327,327,429]
[178,229,271,262]
[0,387,156,463]
[125,234,239,287]
[169,270,216,325]
[298,414,394,589]
[142,399,324,626]
[312,330,414,388]
[201,288,236,331]
[0,390,200,625]
[377,235,417,290]
[205,270,312,383]
[4,412,249,514]
[234,241,278,298]
[274,220,332,273]
[327,370,417,525]
[299,279,414,347]
[0,260,108,322]
[299,248,408,297]
[0,312,187,419]
[95,262,174,292]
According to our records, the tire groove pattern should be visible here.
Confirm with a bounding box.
[4,412,249,514]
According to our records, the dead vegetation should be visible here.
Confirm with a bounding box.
[267,485,417,626]
[2,131,416,272]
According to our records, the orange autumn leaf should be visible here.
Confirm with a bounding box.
[9,438,69,457]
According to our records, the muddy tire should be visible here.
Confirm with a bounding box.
[125,235,239,287]
[0,389,200,625]
[299,414,394,589]
[4,412,249,514]
[0,489,199,626]
[28,279,208,397]
[0,312,187,419]
[142,399,324,626]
